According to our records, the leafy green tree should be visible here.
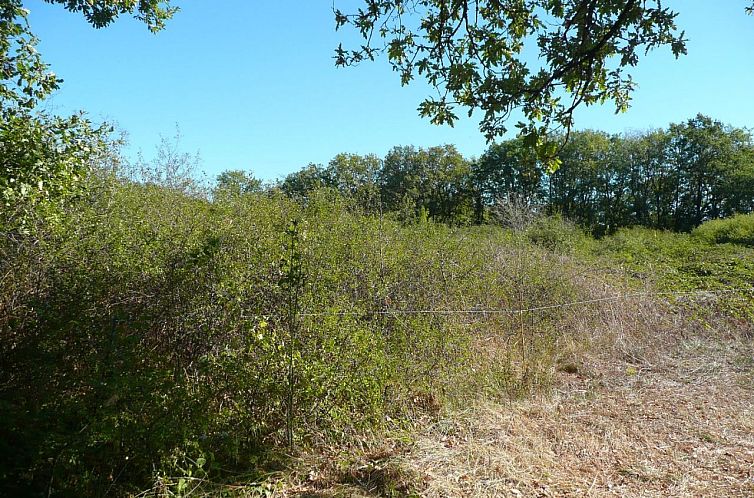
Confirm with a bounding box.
[667,114,754,230]
[215,169,263,198]
[540,119,754,234]
[546,130,609,230]
[0,0,110,231]
[720,151,754,215]
[473,138,544,222]
[335,0,692,153]
[623,130,670,228]
[281,163,334,200]
[325,153,382,211]
[380,145,473,222]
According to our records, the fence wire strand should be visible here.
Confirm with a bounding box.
[299,287,754,318]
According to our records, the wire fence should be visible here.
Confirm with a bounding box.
[299,287,754,318]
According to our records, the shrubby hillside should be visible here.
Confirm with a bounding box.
[2,157,752,494]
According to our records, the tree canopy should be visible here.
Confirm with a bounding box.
[336,0,754,157]
[1,0,173,231]
[275,115,754,233]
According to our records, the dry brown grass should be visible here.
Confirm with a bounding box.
[271,325,753,497]
[395,336,754,497]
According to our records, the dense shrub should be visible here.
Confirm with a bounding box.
[692,213,754,247]
[1,180,593,495]
[525,215,594,253]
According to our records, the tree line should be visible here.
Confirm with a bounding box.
[234,114,752,235]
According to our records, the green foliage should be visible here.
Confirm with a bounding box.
[0,0,60,113]
[474,138,545,220]
[4,170,752,495]
[0,112,112,233]
[548,117,753,234]
[380,145,474,223]
[0,0,160,233]
[280,163,333,200]
[41,0,177,32]
[1,2,752,491]
[666,115,754,230]
[525,215,593,254]
[1,179,588,495]
[325,153,382,213]
[692,213,754,247]
[594,226,754,319]
[275,116,753,235]
[335,0,689,148]
[280,154,382,214]
[215,169,263,198]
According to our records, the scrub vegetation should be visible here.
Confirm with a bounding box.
[2,1,753,496]
[2,144,753,494]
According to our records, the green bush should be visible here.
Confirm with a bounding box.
[692,213,754,247]
[0,182,633,495]
[525,215,594,253]
[595,226,695,265]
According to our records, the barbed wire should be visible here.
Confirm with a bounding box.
[299,287,754,318]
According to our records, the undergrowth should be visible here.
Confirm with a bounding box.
[2,180,751,496]
[692,213,754,247]
[594,226,754,330]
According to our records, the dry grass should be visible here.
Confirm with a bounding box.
[270,328,753,497]
[395,336,754,497]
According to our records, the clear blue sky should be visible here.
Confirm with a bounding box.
[26,0,754,182]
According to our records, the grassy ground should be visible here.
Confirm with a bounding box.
[278,333,753,497]
[397,337,754,497]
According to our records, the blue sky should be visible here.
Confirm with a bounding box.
[27,0,754,182]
